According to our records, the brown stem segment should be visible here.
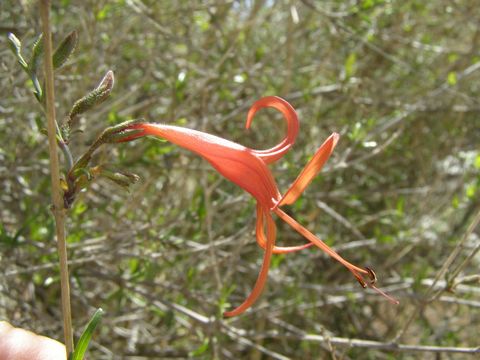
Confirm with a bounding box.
[39,0,74,355]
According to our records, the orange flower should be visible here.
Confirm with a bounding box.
[122,96,398,316]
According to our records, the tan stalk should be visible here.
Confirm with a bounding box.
[39,0,74,355]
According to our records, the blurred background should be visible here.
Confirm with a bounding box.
[1,0,479,359]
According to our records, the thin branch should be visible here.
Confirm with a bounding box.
[394,209,480,341]
[447,209,480,285]
[296,334,480,354]
[316,200,365,239]
[131,283,479,356]
[39,0,74,354]
[222,325,291,360]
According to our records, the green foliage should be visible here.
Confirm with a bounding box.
[7,30,78,103]
[344,52,357,79]
[68,308,104,360]
[447,71,457,85]
[28,34,44,75]
[189,337,210,357]
[7,33,28,70]
[53,30,78,69]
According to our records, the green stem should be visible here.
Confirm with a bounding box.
[55,120,74,170]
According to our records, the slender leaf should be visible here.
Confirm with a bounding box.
[29,33,44,75]
[7,33,28,70]
[68,308,104,360]
[53,30,78,69]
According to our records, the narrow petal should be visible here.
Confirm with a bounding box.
[224,212,277,317]
[255,204,313,254]
[274,207,368,275]
[278,132,339,207]
[274,207,399,304]
[246,96,299,164]
[271,242,314,254]
[255,203,266,249]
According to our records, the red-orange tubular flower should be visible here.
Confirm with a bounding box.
[121,96,399,317]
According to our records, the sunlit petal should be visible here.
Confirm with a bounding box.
[274,207,368,275]
[224,211,276,317]
[278,132,339,207]
[118,96,398,313]
[246,96,299,164]
[129,123,280,209]
[256,204,313,254]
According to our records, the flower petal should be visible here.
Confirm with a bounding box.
[274,207,368,275]
[246,96,299,164]
[131,123,281,208]
[224,211,277,317]
[256,204,313,254]
[278,132,339,207]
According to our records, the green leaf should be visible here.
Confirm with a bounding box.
[466,182,476,199]
[447,71,457,85]
[53,30,78,69]
[68,308,104,360]
[96,4,112,21]
[396,196,405,216]
[190,338,210,357]
[31,76,43,101]
[452,194,459,209]
[345,52,357,79]
[271,254,285,269]
[474,154,480,169]
[194,11,210,32]
[29,34,44,75]
[7,33,28,70]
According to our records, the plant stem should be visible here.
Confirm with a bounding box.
[39,0,74,355]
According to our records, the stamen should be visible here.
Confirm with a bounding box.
[369,284,400,305]
[362,267,399,305]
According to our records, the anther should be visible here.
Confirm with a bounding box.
[365,267,377,286]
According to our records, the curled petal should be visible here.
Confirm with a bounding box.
[256,204,313,254]
[224,212,277,317]
[246,96,299,164]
